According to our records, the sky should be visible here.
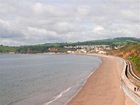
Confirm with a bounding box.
[0,0,139,46]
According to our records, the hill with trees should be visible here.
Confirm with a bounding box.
[71,37,140,46]
[0,45,16,53]
[0,37,140,53]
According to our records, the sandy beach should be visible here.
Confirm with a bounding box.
[68,55,135,105]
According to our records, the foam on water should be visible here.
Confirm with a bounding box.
[43,87,71,105]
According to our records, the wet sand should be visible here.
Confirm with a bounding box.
[68,55,135,105]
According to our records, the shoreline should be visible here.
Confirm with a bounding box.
[64,60,103,105]
[67,55,135,105]
[42,54,102,105]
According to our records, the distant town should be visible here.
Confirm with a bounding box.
[0,37,139,55]
[48,45,123,55]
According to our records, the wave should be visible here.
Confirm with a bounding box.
[43,87,71,105]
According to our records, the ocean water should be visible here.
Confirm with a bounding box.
[0,54,101,105]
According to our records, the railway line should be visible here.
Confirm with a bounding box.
[126,61,140,87]
[121,60,140,104]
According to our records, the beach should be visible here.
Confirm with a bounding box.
[68,55,135,105]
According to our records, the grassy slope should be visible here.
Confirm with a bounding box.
[129,55,140,72]
[112,43,140,76]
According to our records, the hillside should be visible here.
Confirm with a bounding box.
[0,37,140,53]
[0,45,16,53]
[111,43,140,76]
[71,37,140,46]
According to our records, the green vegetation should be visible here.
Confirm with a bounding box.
[119,43,140,53]
[16,45,69,53]
[16,45,49,53]
[16,43,70,53]
[129,55,140,72]
[71,37,140,46]
[0,45,16,53]
[0,37,140,53]
[112,43,140,74]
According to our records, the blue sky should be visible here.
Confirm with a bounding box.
[0,0,139,45]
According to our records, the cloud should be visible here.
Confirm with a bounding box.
[0,19,10,27]
[0,0,139,45]
[32,2,66,17]
[0,18,23,39]
[93,26,104,33]
[27,26,48,35]
[32,2,44,14]
[77,5,91,17]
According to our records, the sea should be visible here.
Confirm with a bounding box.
[0,54,101,105]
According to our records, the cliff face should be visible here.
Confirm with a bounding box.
[111,44,140,76]
[118,50,139,58]
[112,44,140,58]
